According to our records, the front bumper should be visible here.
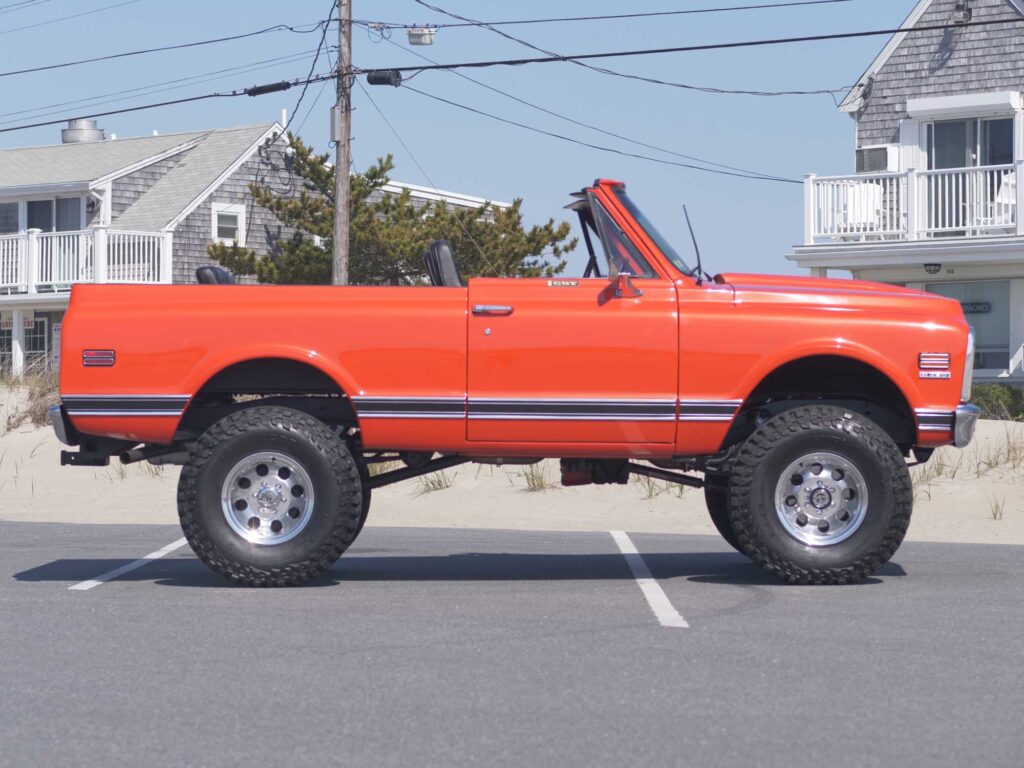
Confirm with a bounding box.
[953,404,980,449]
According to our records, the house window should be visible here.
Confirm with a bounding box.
[0,318,48,375]
[27,200,54,231]
[25,198,82,232]
[926,118,1014,170]
[926,280,1010,369]
[212,203,246,246]
[0,203,16,234]
[56,198,81,232]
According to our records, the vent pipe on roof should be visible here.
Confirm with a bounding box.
[61,119,107,144]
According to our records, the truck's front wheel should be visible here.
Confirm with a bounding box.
[703,477,747,556]
[727,405,911,584]
[178,406,363,586]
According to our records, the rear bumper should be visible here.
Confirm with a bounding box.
[953,404,980,449]
[48,404,79,447]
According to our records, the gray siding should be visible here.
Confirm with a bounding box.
[109,154,185,221]
[856,0,1024,147]
[172,142,295,284]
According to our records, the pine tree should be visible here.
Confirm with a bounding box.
[209,136,576,285]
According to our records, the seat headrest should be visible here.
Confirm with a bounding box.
[425,239,464,287]
[196,266,236,285]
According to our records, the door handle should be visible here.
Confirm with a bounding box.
[472,305,515,316]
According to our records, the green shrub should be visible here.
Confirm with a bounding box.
[971,383,1024,421]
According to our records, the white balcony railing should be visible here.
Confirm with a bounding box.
[804,162,1024,245]
[0,227,172,294]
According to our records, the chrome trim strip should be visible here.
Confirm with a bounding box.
[678,399,742,422]
[471,397,677,422]
[352,397,743,423]
[62,395,191,418]
[62,394,192,401]
[679,400,742,407]
[471,398,677,405]
[467,414,676,422]
[64,410,185,417]
[915,408,955,432]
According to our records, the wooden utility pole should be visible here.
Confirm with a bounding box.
[332,0,352,285]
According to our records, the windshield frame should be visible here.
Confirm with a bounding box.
[611,187,694,278]
[586,192,656,279]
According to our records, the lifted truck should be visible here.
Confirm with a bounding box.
[51,179,978,586]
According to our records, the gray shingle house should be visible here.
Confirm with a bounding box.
[789,0,1024,383]
[0,119,506,376]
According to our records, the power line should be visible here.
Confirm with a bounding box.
[0,0,141,36]
[0,0,56,16]
[0,19,330,79]
[404,1,847,97]
[296,46,336,135]
[380,15,1024,75]
[281,1,336,135]
[355,78,507,278]
[0,72,337,135]
[0,48,326,124]
[398,84,800,184]
[376,35,789,182]
[362,0,855,29]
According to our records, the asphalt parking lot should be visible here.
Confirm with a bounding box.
[2,521,1023,767]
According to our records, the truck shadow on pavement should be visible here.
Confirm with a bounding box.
[13,551,905,588]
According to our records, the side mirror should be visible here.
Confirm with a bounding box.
[612,273,644,299]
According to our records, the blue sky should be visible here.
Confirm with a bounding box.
[0,0,913,275]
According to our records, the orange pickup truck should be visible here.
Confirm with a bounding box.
[51,179,978,586]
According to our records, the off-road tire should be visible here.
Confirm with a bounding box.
[357,468,371,536]
[727,405,912,585]
[178,406,362,586]
[703,477,747,556]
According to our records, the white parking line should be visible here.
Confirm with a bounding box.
[69,538,189,591]
[610,530,689,629]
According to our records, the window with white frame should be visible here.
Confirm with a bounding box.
[212,202,246,246]
[0,202,16,234]
[926,280,1010,370]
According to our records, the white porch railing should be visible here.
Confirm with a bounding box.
[0,227,172,293]
[804,161,1024,245]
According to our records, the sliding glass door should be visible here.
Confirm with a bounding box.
[926,118,1015,235]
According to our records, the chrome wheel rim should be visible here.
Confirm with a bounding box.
[773,452,868,547]
[221,451,315,546]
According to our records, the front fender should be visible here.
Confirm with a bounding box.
[734,338,921,411]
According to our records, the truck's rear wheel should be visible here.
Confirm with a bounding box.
[178,406,362,586]
[727,405,911,585]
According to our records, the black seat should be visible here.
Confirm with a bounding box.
[196,266,236,285]
[424,239,464,287]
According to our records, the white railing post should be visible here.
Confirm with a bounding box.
[25,228,40,294]
[93,225,108,283]
[160,232,173,283]
[804,174,816,245]
[10,308,25,378]
[905,169,918,241]
[1016,159,1024,237]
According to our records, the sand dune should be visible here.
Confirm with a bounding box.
[1,401,1021,546]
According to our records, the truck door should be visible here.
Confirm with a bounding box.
[466,198,678,446]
